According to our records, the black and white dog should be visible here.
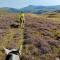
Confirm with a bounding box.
[4,46,22,60]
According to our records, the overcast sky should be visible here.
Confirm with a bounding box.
[0,0,60,9]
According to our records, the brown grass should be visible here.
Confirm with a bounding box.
[0,12,60,60]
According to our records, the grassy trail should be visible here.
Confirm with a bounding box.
[0,25,25,60]
[1,28,24,48]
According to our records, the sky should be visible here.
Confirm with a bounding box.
[0,0,60,9]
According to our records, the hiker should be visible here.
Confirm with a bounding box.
[19,11,25,28]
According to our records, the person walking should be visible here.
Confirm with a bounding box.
[19,11,25,28]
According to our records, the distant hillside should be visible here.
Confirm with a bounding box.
[20,5,60,14]
[0,7,19,13]
[1,5,60,14]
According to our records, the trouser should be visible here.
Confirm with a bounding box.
[20,18,24,28]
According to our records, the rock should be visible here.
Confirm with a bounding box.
[10,22,19,28]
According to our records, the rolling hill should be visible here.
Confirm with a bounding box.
[0,12,60,60]
[0,10,60,60]
[20,5,60,14]
[0,7,19,13]
[1,5,60,14]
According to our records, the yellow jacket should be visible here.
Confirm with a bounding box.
[19,13,25,18]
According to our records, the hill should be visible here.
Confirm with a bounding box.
[1,5,60,14]
[0,12,60,60]
[24,13,60,60]
[0,7,19,13]
[20,5,60,14]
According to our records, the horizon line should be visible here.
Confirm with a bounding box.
[0,4,60,9]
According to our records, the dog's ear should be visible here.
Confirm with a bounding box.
[3,47,11,54]
[19,45,23,55]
